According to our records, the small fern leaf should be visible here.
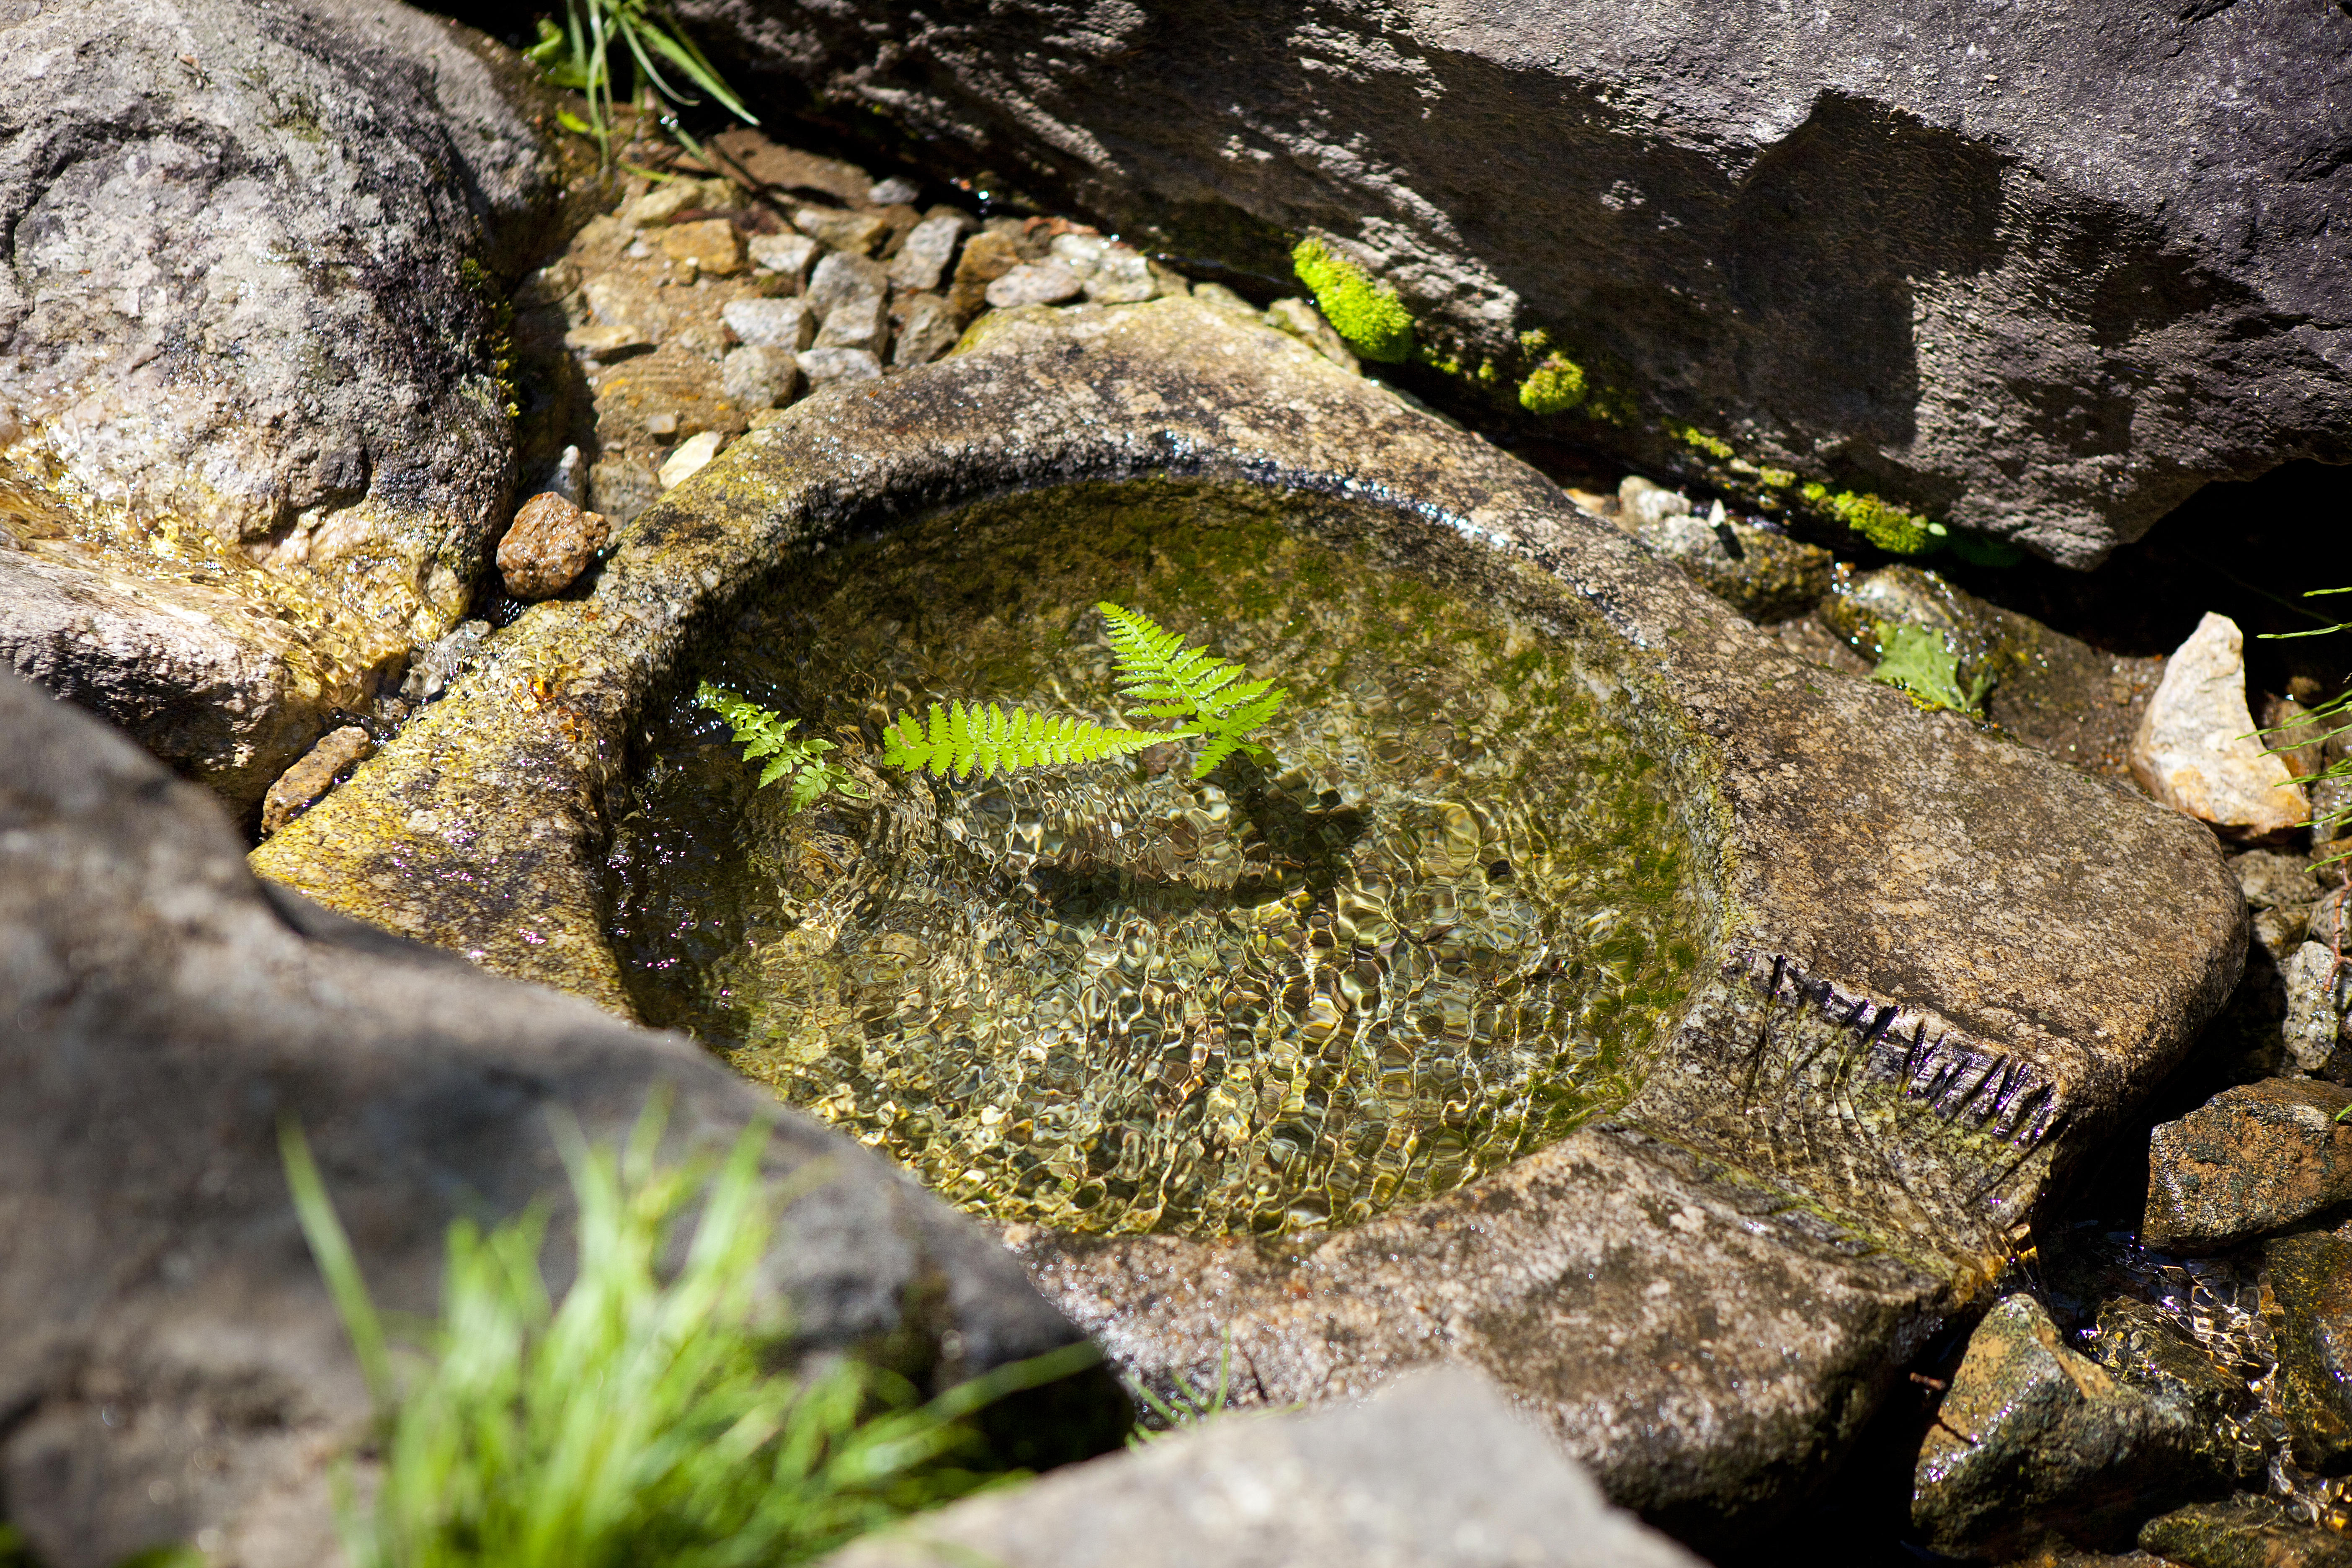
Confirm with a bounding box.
[880,700,1163,779]
[1100,603,1279,727]
[699,682,867,810]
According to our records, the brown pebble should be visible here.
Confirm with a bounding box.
[261,725,376,836]
[498,492,612,601]
[659,217,745,278]
[947,230,1022,320]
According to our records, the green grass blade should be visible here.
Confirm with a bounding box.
[279,1118,395,1412]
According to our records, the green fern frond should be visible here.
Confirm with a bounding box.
[881,701,1166,781]
[1097,603,1286,777]
[696,682,868,810]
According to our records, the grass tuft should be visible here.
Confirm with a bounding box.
[280,1106,1094,1567]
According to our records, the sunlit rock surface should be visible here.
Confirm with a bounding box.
[674,0,2352,565]
[0,0,568,806]
[253,295,2246,1539]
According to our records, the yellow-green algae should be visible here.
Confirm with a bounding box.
[608,482,1705,1241]
[1664,421,1734,462]
[1290,238,1416,364]
[1800,481,1944,555]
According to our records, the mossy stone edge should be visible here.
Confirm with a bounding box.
[250,295,2245,1539]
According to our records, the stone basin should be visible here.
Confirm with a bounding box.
[251,295,2245,1540]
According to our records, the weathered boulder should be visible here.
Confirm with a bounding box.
[2133,614,2309,839]
[0,671,1113,1565]
[827,1365,1702,1568]
[2143,1079,2352,1251]
[2264,1229,2352,1473]
[251,295,2245,1542]
[0,0,565,806]
[0,540,350,812]
[1912,1295,2208,1558]
[672,0,2351,566]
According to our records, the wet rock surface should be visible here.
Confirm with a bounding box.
[2139,1497,2352,1567]
[1912,1295,2210,1558]
[0,0,565,799]
[2143,1080,2352,1251]
[251,294,2245,1538]
[0,669,1111,1566]
[825,1365,1702,1568]
[2088,1298,2267,1493]
[258,723,376,838]
[2265,1229,2352,1475]
[677,0,2352,566]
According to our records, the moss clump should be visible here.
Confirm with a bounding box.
[1801,482,1944,555]
[1757,466,1796,489]
[1519,355,1589,415]
[1290,238,1416,364]
[1665,421,1734,462]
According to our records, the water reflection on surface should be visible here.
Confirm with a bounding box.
[609,483,1704,1238]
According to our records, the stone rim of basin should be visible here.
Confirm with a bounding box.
[250,293,2246,1539]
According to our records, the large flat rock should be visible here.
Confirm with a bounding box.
[676,0,2350,566]
[251,295,2245,1541]
[0,0,567,807]
[0,671,1112,1566]
[827,1364,1702,1568]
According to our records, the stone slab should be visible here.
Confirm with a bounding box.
[250,295,2246,1540]
[827,1365,1702,1568]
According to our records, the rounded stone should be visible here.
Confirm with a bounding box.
[497,492,611,601]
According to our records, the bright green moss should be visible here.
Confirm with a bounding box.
[1290,238,1416,364]
[1519,355,1589,415]
[1757,466,1796,489]
[1665,421,1734,462]
[1800,482,1944,556]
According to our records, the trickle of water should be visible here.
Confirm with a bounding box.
[608,482,1706,1238]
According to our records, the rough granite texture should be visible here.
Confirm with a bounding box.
[0,0,566,802]
[825,1365,1703,1568]
[668,0,2352,565]
[1912,1295,2208,1558]
[2143,1078,2352,1252]
[252,296,2246,1540]
[0,671,1111,1567]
